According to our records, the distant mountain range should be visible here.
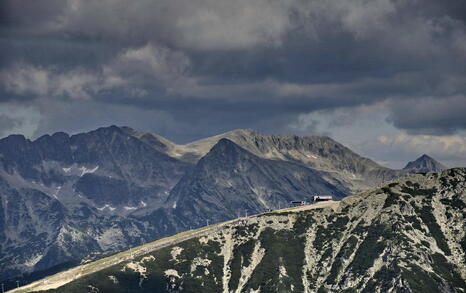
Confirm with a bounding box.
[0,126,447,285]
[12,168,466,293]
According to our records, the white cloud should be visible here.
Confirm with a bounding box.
[1,64,49,96]
[107,43,191,89]
[53,70,100,99]
[0,64,102,100]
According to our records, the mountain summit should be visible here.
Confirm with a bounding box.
[403,154,447,173]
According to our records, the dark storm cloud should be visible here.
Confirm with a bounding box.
[387,96,466,135]
[1,0,466,140]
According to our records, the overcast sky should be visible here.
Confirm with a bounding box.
[1,0,466,168]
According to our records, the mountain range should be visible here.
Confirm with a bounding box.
[0,126,448,286]
[11,168,466,293]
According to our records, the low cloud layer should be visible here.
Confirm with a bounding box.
[1,0,466,166]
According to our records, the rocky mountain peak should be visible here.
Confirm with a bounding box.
[208,137,242,153]
[0,133,28,144]
[192,138,247,169]
[225,128,261,137]
[403,154,447,173]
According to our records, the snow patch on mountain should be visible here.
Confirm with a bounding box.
[24,254,43,267]
[62,165,99,176]
[80,166,99,176]
[97,204,116,211]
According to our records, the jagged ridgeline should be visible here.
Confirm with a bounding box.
[15,168,466,293]
[0,126,448,285]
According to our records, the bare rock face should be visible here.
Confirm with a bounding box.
[167,138,348,229]
[403,154,448,173]
[25,168,466,293]
[0,126,190,285]
[0,126,448,286]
